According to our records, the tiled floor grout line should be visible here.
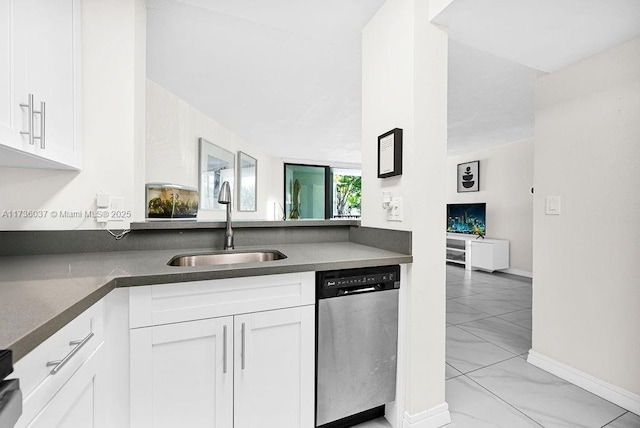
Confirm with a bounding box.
[446,299,494,321]
[461,372,546,427]
[454,353,521,377]
[454,316,532,356]
[451,300,533,319]
[600,411,629,427]
[494,312,533,331]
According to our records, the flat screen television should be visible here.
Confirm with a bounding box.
[447,203,486,235]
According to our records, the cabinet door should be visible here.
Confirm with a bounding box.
[130,317,233,428]
[6,0,80,168]
[23,344,105,428]
[471,241,494,270]
[234,306,315,428]
[0,0,11,141]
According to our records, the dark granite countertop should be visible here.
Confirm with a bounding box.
[0,241,412,363]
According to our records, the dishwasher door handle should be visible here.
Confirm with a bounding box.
[341,286,378,295]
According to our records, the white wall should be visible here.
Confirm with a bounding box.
[146,79,281,221]
[447,140,534,275]
[531,37,640,403]
[363,0,450,425]
[0,0,146,231]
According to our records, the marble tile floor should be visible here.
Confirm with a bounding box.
[444,264,639,428]
[345,266,640,428]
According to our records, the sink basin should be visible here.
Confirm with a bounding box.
[167,250,287,267]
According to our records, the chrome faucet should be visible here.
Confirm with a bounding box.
[217,181,234,250]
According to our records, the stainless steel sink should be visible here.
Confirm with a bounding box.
[167,250,287,267]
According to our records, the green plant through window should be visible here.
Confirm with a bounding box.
[333,174,361,218]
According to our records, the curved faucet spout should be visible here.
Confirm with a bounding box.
[217,181,234,250]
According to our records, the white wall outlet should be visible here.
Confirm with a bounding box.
[387,196,403,221]
[96,193,109,208]
[545,196,561,215]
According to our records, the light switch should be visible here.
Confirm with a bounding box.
[387,197,403,222]
[545,196,561,215]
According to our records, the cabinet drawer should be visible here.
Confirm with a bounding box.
[12,299,105,425]
[129,272,315,328]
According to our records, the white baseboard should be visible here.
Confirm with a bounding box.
[527,350,640,415]
[503,268,532,278]
[403,403,451,428]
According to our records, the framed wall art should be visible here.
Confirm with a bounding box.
[377,128,403,178]
[457,160,480,192]
[237,151,257,212]
[199,138,235,210]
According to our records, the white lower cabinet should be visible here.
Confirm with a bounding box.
[24,345,104,428]
[129,272,316,428]
[10,273,316,428]
[234,307,315,428]
[131,306,314,428]
[130,316,233,428]
[12,299,105,428]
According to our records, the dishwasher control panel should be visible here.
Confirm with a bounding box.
[317,265,400,298]
[323,272,396,289]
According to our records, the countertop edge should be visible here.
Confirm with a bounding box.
[10,282,116,364]
[8,253,412,363]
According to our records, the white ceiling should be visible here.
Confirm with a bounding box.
[146,0,386,165]
[432,0,640,73]
[146,0,640,162]
[447,41,537,156]
[438,0,640,155]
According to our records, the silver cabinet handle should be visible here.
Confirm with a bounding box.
[222,325,228,374]
[241,322,246,370]
[46,332,94,374]
[19,94,34,145]
[33,101,45,149]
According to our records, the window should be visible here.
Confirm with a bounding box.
[284,164,361,220]
[332,168,361,219]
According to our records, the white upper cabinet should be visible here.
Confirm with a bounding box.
[0,0,81,170]
[0,1,10,137]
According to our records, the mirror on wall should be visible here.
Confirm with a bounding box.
[199,138,235,210]
[237,152,257,212]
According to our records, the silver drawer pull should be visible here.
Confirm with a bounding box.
[241,323,246,370]
[46,332,94,374]
[222,325,228,374]
[19,94,34,145]
[33,101,46,149]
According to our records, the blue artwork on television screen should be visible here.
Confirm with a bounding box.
[447,203,486,235]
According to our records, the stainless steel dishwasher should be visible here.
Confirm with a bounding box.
[316,265,400,428]
[0,350,21,428]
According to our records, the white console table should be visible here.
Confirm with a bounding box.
[446,233,509,272]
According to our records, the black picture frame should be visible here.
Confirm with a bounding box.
[377,128,403,178]
[457,160,480,192]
